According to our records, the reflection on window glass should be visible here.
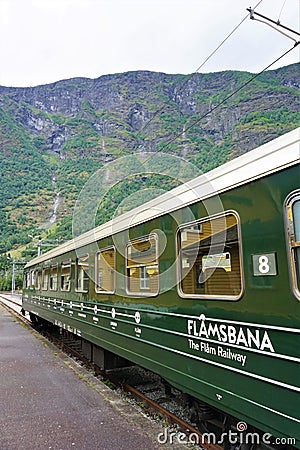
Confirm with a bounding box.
[293,201,300,293]
[61,261,71,291]
[96,247,115,293]
[140,266,150,289]
[293,200,300,241]
[178,212,242,299]
[30,270,36,288]
[42,267,49,290]
[126,234,159,295]
[25,272,30,289]
[36,270,41,290]
[286,193,300,298]
[49,265,58,291]
[76,254,89,292]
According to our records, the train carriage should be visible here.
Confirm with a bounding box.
[23,128,300,447]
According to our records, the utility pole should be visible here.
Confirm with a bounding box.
[29,235,66,257]
[38,239,41,257]
[11,261,15,295]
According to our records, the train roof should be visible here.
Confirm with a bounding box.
[25,127,300,268]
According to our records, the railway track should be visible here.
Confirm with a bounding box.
[0,292,25,315]
[0,293,222,450]
[44,329,222,450]
[2,294,296,449]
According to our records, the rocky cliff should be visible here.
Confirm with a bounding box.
[0,63,299,253]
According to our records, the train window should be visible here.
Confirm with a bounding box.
[49,265,58,291]
[126,234,159,296]
[285,191,300,300]
[25,271,30,289]
[76,254,89,292]
[35,270,41,290]
[95,247,115,294]
[177,211,243,300]
[41,267,49,290]
[140,266,150,289]
[30,270,36,288]
[61,260,71,291]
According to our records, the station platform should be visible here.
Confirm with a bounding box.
[0,304,183,450]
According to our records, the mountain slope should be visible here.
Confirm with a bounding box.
[0,63,299,254]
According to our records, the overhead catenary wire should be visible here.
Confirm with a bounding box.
[247,7,300,43]
[138,0,264,135]
[278,0,288,23]
[155,42,299,153]
[248,16,298,44]
[102,1,298,178]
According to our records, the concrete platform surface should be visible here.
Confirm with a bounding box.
[0,305,187,450]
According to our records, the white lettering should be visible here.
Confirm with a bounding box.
[199,320,209,339]
[228,326,236,343]
[260,331,275,352]
[187,320,194,335]
[207,323,221,340]
[217,346,247,366]
[236,328,248,347]
[219,324,227,342]
[247,329,260,348]
[187,319,275,353]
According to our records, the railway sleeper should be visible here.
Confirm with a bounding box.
[31,317,296,450]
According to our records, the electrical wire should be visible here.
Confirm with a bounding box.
[278,0,288,23]
[248,7,300,38]
[154,42,299,152]
[249,16,298,43]
[104,0,297,169]
[137,0,264,135]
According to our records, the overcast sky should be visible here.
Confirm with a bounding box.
[0,0,299,87]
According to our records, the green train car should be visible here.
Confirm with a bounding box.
[23,128,300,447]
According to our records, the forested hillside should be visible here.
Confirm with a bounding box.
[0,63,299,260]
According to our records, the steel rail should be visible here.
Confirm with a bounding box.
[0,294,31,325]
[0,298,228,450]
[0,295,22,309]
[43,330,223,450]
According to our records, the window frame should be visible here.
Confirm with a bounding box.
[176,210,243,301]
[285,190,300,301]
[61,259,71,292]
[140,265,150,290]
[35,269,42,290]
[75,254,89,293]
[30,270,36,289]
[49,264,58,291]
[95,246,116,294]
[25,271,30,289]
[126,233,159,297]
[41,266,49,291]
